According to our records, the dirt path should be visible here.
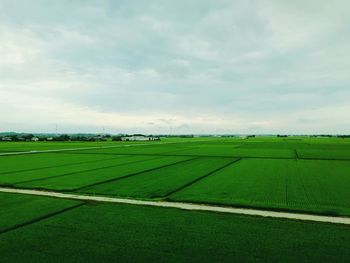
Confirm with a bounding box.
[0,141,188,156]
[1,187,349,225]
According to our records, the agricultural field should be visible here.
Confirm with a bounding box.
[0,192,82,233]
[82,157,237,198]
[1,192,350,262]
[1,137,350,262]
[0,141,119,153]
[1,137,350,215]
[169,158,350,216]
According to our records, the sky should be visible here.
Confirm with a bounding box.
[0,0,349,134]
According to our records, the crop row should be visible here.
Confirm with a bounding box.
[1,192,350,262]
[60,144,350,160]
[11,156,193,191]
[170,159,350,216]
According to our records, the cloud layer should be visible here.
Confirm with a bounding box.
[1,0,349,134]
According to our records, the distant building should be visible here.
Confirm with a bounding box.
[121,135,160,141]
[31,137,39,142]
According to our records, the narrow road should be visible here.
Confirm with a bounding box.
[1,187,349,225]
[0,141,191,156]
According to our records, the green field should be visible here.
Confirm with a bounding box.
[0,192,82,233]
[0,141,116,153]
[1,137,350,262]
[1,192,350,263]
[1,137,350,216]
[169,158,350,215]
[82,157,236,198]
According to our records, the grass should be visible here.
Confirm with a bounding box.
[1,137,350,217]
[180,147,296,158]
[0,192,82,233]
[81,157,236,198]
[14,156,192,191]
[68,143,197,155]
[0,141,120,153]
[297,149,350,160]
[0,153,118,175]
[169,158,350,216]
[67,143,296,158]
[2,136,350,262]
[0,155,154,185]
[0,201,350,263]
[0,138,205,153]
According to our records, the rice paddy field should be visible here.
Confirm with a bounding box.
[1,137,350,262]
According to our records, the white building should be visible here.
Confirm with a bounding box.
[121,135,160,141]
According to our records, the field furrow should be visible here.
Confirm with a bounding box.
[81,157,237,198]
[14,156,193,191]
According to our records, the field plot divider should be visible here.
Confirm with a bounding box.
[2,187,350,225]
[0,140,209,156]
[0,145,130,156]
[162,158,243,199]
[42,151,350,161]
[0,155,131,176]
[294,149,299,159]
[0,203,84,235]
[10,156,165,186]
[75,157,200,192]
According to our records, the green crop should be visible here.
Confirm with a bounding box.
[82,157,236,198]
[0,202,349,262]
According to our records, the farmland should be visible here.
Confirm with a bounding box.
[1,137,350,216]
[169,158,350,216]
[1,137,350,262]
[1,192,350,263]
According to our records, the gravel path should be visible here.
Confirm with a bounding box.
[0,141,183,156]
[1,187,349,225]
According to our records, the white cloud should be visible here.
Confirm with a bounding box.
[0,0,349,134]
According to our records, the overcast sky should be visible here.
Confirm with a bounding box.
[1,0,349,134]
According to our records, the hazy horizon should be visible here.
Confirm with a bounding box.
[1,1,349,134]
[0,131,348,136]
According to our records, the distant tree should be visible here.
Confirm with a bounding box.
[337,135,350,139]
[22,134,34,141]
[9,135,19,141]
[54,134,70,141]
[178,135,194,138]
[112,136,122,141]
